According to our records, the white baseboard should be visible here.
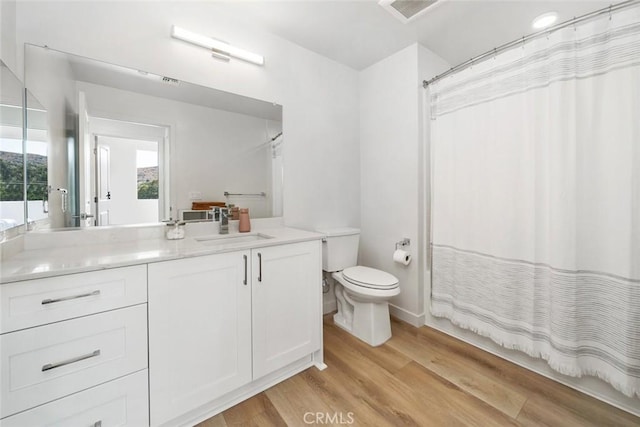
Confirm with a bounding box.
[389,304,425,327]
[423,314,640,418]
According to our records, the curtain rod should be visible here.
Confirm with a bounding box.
[422,0,639,88]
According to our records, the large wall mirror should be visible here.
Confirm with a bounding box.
[22,44,283,230]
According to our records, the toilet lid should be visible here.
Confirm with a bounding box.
[342,266,399,290]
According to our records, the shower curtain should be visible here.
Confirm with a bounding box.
[429,4,640,397]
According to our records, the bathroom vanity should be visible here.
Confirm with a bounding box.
[0,44,316,426]
[0,222,323,426]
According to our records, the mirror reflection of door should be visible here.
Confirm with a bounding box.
[93,135,160,226]
[77,91,93,227]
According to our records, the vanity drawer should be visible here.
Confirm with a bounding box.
[0,370,149,427]
[0,304,148,418]
[0,265,147,333]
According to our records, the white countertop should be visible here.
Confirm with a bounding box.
[0,224,324,284]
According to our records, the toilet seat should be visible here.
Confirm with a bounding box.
[342,266,399,290]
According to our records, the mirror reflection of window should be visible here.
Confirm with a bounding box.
[25,90,50,225]
[26,140,48,223]
[1,87,49,230]
[137,149,159,200]
[2,105,51,229]
[0,137,24,230]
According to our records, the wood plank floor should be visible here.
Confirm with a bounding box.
[198,315,640,427]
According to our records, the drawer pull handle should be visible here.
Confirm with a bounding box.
[243,255,248,285]
[42,349,101,372]
[41,290,101,305]
[93,421,102,427]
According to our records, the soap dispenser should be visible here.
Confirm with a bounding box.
[238,208,250,233]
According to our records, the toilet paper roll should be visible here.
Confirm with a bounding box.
[393,249,412,266]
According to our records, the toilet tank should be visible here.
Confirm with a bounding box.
[317,227,360,272]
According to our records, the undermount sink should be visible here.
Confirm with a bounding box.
[195,233,274,247]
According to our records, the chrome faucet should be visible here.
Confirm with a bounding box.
[210,207,221,222]
[219,208,229,234]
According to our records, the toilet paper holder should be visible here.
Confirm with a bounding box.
[395,238,410,250]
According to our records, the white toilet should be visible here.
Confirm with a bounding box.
[319,228,400,346]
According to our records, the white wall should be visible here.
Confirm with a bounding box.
[0,0,17,72]
[358,43,449,323]
[15,1,360,231]
[0,63,22,108]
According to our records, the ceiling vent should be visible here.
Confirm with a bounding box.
[379,0,445,23]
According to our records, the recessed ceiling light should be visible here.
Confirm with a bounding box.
[532,12,558,30]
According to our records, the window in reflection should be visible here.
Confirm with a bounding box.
[0,137,24,230]
[136,149,159,200]
[26,139,48,223]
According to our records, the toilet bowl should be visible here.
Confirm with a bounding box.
[332,266,400,346]
[318,228,401,347]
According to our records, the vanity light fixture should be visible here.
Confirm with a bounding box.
[171,25,264,66]
[532,12,558,29]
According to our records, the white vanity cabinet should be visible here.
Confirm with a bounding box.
[0,265,149,426]
[148,240,322,426]
[148,251,253,426]
[252,241,321,379]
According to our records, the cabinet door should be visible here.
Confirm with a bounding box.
[252,241,321,379]
[148,251,252,426]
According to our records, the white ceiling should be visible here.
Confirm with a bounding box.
[218,0,614,70]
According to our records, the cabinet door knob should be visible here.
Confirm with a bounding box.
[258,253,262,282]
